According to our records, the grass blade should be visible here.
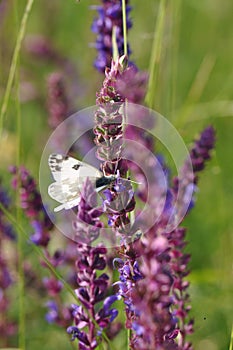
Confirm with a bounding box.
[0,0,35,137]
[145,0,166,109]
[122,0,128,56]
[229,324,233,350]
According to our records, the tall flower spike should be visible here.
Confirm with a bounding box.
[46,71,94,155]
[92,0,132,73]
[25,35,61,62]
[165,227,194,350]
[115,63,156,205]
[129,127,215,349]
[10,166,53,247]
[67,179,119,349]
[47,72,70,129]
[173,126,216,215]
[95,56,148,337]
[130,231,179,350]
[95,57,136,239]
[162,126,215,349]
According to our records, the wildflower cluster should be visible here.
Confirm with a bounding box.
[91,8,216,347]
[0,1,217,350]
[127,127,215,349]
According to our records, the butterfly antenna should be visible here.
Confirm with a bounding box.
[125,178,141,185]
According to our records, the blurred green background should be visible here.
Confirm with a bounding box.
[0,0,232,349]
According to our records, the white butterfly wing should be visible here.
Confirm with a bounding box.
[48,154,102,211]
[49,154,102,181]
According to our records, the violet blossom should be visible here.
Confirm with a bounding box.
[92,0,132,73]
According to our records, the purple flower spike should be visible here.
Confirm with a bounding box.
[10,166,53,247]
[47,72,70,129]
[128,126,215,349]
[94,57,139,243]
[91,0,133,73]
[190,126,215,172]
[67,178,118,348]
[129,234,178,350]
[25,34,60,62]
[173,126,216,215]
[94,55,153,344]
[165,227,194,350]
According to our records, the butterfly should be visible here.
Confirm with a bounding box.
[48,154,116,212]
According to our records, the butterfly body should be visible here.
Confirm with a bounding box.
[48,154,116,212]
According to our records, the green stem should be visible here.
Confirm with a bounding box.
[127,328,131,350]
[0,0,35,137]
[13,0,25,347]
[176,54,216,128]
[112,26,119,61]
[229,325,233,350]
[145,0,166,109]
[122,0,128,56]
[170,0,181,121]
